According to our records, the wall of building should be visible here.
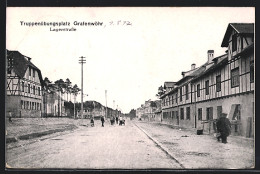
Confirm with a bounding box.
[6,96,21,117]
[195,93,254,137]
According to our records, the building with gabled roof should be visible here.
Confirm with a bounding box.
[159,23,254,138]
[6,50,44,117]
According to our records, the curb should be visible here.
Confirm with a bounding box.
[134,122,185,169]
[6,125,77,144]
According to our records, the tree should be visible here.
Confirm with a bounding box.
[156,85,165,97]
[42,77,52,117]
[54,79,66,116]
[72,84,80,118]
[65,78,72,101]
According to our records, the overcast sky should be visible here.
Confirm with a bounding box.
[6,7,254,113]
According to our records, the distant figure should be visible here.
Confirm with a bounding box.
[116,116,118,124]
[110,116,115,125]
[216,113,231,144]
[90,117,94,127]
[101,116,105,127]
[119,116,125,126]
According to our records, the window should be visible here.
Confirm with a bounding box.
[172,96,174,104]
[32,102,34,110]
[33,86,35,95]
[172,111,175,119]
[216,75,221,92]
[231,67,240,88]
[29,67,31,76]
[186,107,190,120]
[232,34,237,52]
[206,107,213,120]
[38,87,41,96]
[33,69,35,77]
[180,108,184,120]
[197,84,200,97]
[28,84,31,93]
[175,93,178,103]
[198,108,202,120]
[21,100,23,109]
[185,84,189,100]
[250,60,254,83]
[21,81,24,92]
[205,80,209,95]
[179,87,182,102]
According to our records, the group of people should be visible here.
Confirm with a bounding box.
[90,115,124,127]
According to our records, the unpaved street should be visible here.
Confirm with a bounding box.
[6,120,182,169]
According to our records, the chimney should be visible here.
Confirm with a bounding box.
[191,63,196,70]
[25,56,31,62]
[207,50,214,62]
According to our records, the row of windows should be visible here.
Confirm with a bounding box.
[21,100,41,110]
[21,81,41,96]
[163,107,191,120]
[162,62,254,107]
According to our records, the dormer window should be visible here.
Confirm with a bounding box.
[232,34,237,52]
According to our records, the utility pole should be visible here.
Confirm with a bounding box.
[79,56,86,119]
[74,94,76,119]
[113,100,115,110]
[105,90,107,119]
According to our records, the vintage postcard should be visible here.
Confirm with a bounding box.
[6,7,255,169]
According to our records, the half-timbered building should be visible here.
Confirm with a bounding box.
[159,23,254,138]
[191,23,254,137]
[6,50,44,117]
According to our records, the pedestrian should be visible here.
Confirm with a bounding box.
[110,116,114,125]
[119,115,123,126]
[216,113,231,144]
[101,116,105,127]
[116,116,118,124]
[90,116,94,127]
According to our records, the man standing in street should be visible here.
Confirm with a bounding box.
[216,113,231,144]
[116,116,118,124]
[101,116,105,127]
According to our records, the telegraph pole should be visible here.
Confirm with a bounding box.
[105,90,107,119]
[79,56,86,119]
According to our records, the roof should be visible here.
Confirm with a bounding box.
[221,23,254,47]
[176,65,205,85]
[191,54,228,82]
[233,43,254,58]
[7,50,44,86]
[164,82,176,88]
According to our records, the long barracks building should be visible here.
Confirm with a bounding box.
[160,23,254,138]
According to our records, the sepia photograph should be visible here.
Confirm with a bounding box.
[5,7,255,169]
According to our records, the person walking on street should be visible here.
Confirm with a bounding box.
[101,116,105,127]
[216,113,231,144]
[116,116,118,124]
[119,115,123,126]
